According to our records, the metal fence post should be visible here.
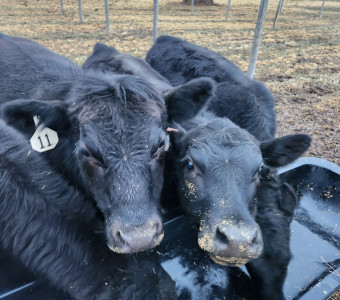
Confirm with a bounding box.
[105,0,110,31]
[78,0,83,22]
[247,0,268,79]
[153,0,159,43]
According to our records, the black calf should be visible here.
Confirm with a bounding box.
[146,35,247,86]
[0,33,168,254]
[146,35,276,141]
[147,36,307,298]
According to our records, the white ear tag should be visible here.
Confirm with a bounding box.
[30,115,59,153]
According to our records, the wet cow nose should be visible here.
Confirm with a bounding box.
[110,215,164,254]
[214,224,262,257]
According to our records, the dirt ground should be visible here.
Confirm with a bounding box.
[0,0,339,166]
[0,0,339,298]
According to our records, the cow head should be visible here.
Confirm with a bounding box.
[164,80,311,266]
[1,73,169,253]
[83,42,172,95]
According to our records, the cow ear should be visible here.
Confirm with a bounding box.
[279,183,297,216]
[92,42,119,56]
[0,99,72,136]
[167,122,186,149]
[164,77,216,124]
[260,134,311,167]
[83,43,120,70]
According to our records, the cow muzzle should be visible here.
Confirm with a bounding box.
[108,215,164,253]
[198,220,263,266]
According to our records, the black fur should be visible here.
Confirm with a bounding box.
[0,119,110,298]
[117,253,177,300]
[246,167,297,300]
[146,35,247,86]
[207,82,276,141]
[146,35,276,141]
[83,42,172,95]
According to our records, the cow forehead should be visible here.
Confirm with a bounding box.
[78,102,163,152]
[184,116,258,145]
[188,141,262,170]
[184,124,262,171]
[78,94,163,119]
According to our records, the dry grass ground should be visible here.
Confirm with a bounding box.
[0,1,339,295]
[0,0,339,165]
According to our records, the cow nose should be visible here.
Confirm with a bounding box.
[110,215,164,253]
[214,224,263,258]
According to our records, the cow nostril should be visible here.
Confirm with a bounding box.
[215,227,229,245]
[155,222,160,233]
[152,216,164,236]
[251,230,257,245]
[249,228,261,247]
[113,229,126,245]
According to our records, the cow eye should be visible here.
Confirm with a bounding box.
[258,165,264,177]
[186,159,194,170]
[158,138,166,150]
[79,147,105,168]
[252,172,259,181]
[158,134,169,151]
[252,165,263,183]
[252,168,260,181]
[79,148,90,157]
[159,139,165,148]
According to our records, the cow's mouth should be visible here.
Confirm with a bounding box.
[108,229,164,254]
[208,253,251,267]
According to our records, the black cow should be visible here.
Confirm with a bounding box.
[146,35,276,142]
[0,119,176,299]
[0,33,167,254]
[147,36,309,299]
[146,35,264,86]
[146,35,248,87]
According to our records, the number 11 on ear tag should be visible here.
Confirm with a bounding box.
[30,116,59,153]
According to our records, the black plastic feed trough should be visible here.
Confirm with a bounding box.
[0,157,339,299]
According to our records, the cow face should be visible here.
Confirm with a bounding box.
[173,117,264,266]
[165,83,311,266]
[1,74,169,254]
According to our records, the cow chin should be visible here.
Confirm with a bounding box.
[209,253,252,267]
